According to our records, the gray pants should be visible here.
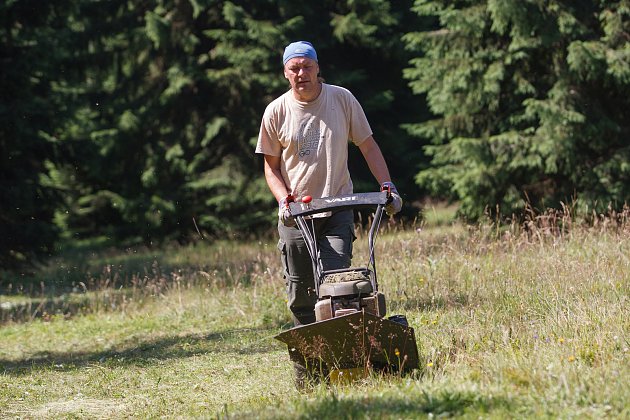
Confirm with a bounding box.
[277,210,355,326]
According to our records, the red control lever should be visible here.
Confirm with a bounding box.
[302,195,312,204]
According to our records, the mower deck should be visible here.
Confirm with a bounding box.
[275,310,419,373]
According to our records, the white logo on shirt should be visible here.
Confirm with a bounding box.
[297,119,320,158]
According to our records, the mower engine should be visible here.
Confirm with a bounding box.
[315,268,386,321]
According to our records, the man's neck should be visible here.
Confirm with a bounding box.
[293,82,322,102]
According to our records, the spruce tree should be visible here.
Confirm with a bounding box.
[0,1,75,267]
[404,0,630,219]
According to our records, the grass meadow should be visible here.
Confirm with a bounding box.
[0,207,628,419]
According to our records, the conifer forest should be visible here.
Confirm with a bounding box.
[2,1,629,268]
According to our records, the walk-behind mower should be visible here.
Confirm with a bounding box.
[275,191,419,385]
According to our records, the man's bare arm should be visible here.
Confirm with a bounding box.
[358,135,392,185]
[263,154,290,202]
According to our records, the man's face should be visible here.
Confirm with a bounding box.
[284,57,320,101]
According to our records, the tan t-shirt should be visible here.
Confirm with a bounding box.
[256,83,372,201]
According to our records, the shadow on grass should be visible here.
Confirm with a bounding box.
[0,291,130,324]
[1,264,271,325]
[1,237,272,301]
[0,326,284,376]
[0,249,173,296]
[291,389,513,418]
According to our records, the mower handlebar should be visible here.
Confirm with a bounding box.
[288,191,389,217]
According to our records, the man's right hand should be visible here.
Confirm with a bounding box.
[278,195,296,227]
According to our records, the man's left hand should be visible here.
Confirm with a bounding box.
[381,182,402,215]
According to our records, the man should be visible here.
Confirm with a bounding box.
[256,41,402,327]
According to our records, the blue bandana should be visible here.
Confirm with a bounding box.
[282,41,318,65]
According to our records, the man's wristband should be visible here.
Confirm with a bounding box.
[381,182,398,193]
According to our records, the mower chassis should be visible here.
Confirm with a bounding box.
[274,192,420,377]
